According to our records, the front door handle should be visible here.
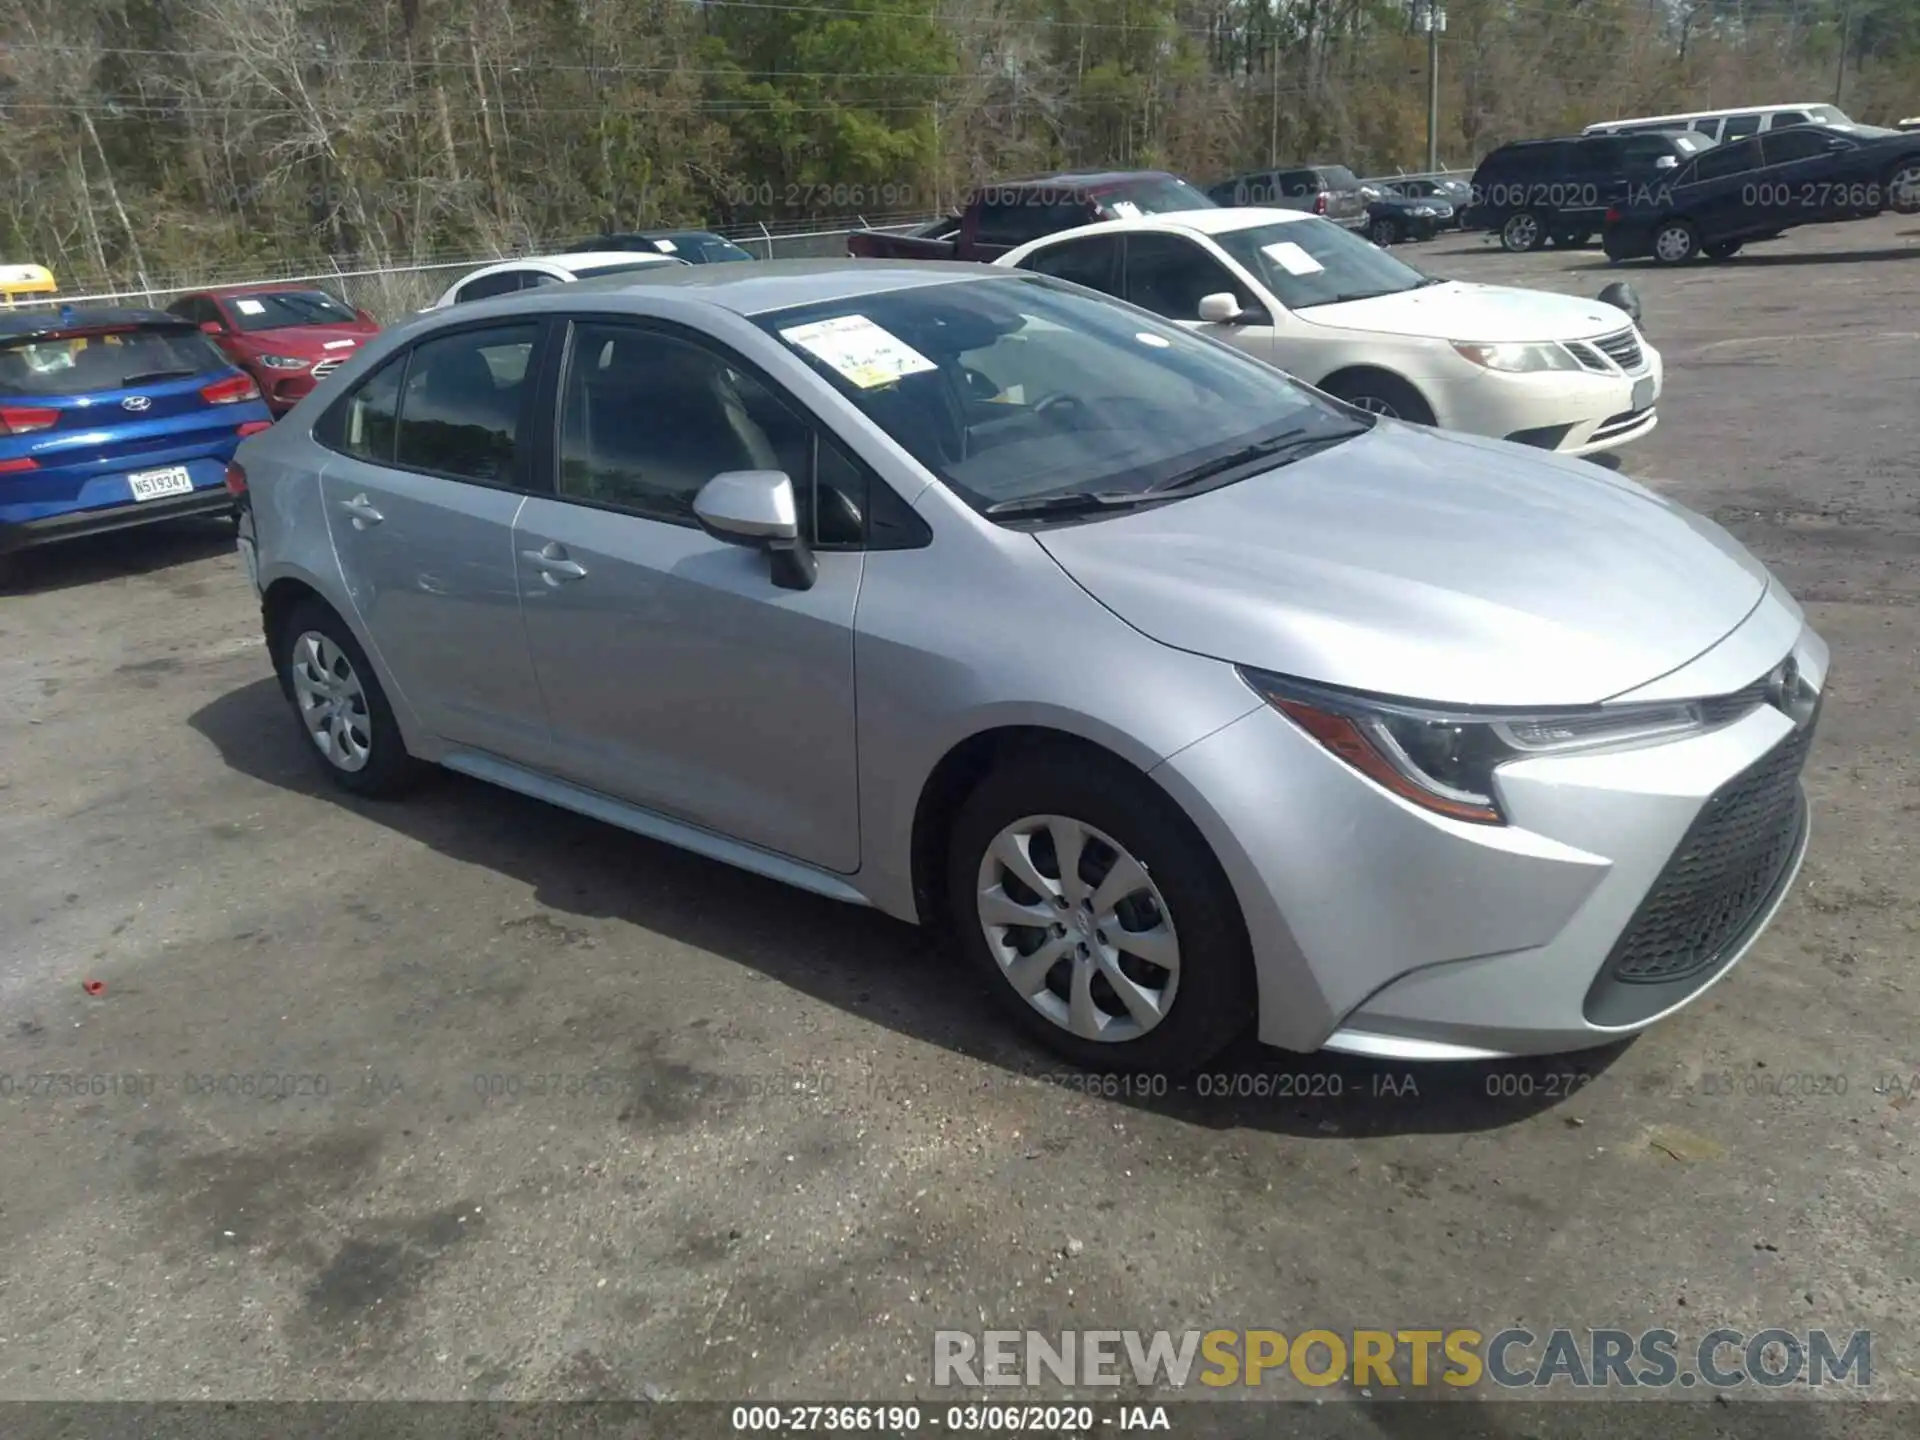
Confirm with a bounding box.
[339,494,384,529]
[521,542,587,586]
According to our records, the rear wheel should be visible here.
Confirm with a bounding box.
[1320,371,1436,425]
[1500,210,1548,252]
[278,598,425,798]
[1704,239,1743,260]
[946,748,1254,1074]
[1652,219,1701,265]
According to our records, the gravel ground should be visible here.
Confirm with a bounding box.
[0,215,1915,1418]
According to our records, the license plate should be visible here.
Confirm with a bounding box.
[237,534,260,596]
[127,465,195,501]
[1632,377,1655,411]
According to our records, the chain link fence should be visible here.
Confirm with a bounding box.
[9,215,938,322]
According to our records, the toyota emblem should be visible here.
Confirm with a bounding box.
[121,395,151,412]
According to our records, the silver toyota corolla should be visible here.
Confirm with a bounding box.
[229,260,1824,1072]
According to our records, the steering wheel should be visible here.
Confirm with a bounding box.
[1029,391,1085,422]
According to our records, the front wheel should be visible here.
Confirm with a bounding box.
[946,749,1254,1074]
[1651,219,1700,265]
[1320,371,1436,425]
[1885,160,1920,215]
[1370,216,1401,246]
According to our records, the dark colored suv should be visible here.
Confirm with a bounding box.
[1207,165,1369,230]
[1466,131,1718,251]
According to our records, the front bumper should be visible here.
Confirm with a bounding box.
[1424,340,1664,457]
[1149,594,1826,1059]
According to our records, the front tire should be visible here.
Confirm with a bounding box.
[1320,371,1436,425]
[1885,160,1920,215]
[946,748,1254,1074]
[278,598,424,798]
[1370,216,1402,246]
[1651,219,1701,265]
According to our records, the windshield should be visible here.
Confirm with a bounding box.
[1211,217,1433,309]
[759,275,1352,514]
[224,289,359,332]
[0,327,227,395]
[1100,177,1218,215]
[1315,166,1362,190]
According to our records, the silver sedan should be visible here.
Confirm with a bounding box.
[229,260,1825,1071]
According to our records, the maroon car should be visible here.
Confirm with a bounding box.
[164,286,381,416]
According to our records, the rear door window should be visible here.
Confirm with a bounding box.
[391,323,540,483]
[455,270,532,304]
[1722,113,1764,141]
[1684,138,1763,183]
[1761,127,1842,165]
[1017,234,1122,293]
[1768,111,1810,129]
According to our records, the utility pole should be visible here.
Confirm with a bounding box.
[1269,25,1280,168]
[1422,5,1447,174]
[1834,2,1850,108]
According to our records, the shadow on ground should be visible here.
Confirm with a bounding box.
[191,676,1631,1142]
[1,517,236,596]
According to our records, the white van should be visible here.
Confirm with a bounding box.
[1584,104,1851,143]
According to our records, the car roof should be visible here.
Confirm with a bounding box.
[0,306,191,339]
[993,169,1186,193]
[193,281,352,298]
[1013,207,1313,245]
[500,258,1011,317]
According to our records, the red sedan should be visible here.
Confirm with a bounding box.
[165,286,380,417]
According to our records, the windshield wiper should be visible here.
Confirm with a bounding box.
[1150,425,1364,494]
[984,490,1159,520]
[1297,287,1418,306]
[120,368,195,384]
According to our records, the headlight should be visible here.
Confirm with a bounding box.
[1240,670,1709,825]
[1412,205,1437,216]
[1450,341,1585,374]
[256,354,310,370]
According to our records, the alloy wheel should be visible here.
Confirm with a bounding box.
[1501,214,1539,251]
[289,630,373,772]
[975,814,1181,1043]
[1890,163,1920,214]
[1346,394,1401,418]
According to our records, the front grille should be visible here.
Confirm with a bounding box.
[1603,712,1817,985]
[1699,672,1772,728]
[1564,340,1610,373]
[310,358,344,380]
[1593,328,1645,372]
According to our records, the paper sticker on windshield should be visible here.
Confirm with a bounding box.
[780,314,937,389]
[654,238,678,252]
[1106,200,1142,219]
[1261,241,1325,276]
[234,298,267,315]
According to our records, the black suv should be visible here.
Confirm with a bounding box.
[1466,131,1717,251]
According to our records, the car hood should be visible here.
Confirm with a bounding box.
[235,324,378,355]
[1298,280,1632,343]
[1035,424,1772,708]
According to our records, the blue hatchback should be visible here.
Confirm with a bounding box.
[1,306,274,563]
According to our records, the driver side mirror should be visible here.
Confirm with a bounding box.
[1654,155,1678,170]
[1197,292,1266,326]
[692,470,817,592]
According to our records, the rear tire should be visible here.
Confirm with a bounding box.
[1500,210,1548,252]
[1320,371,1436,426]
[945,747,1254,1075]
[1651,218,1701,265]
[277,598,425,799]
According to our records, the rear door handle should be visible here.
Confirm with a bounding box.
[521,542,587,586]
[339,494,383,529]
